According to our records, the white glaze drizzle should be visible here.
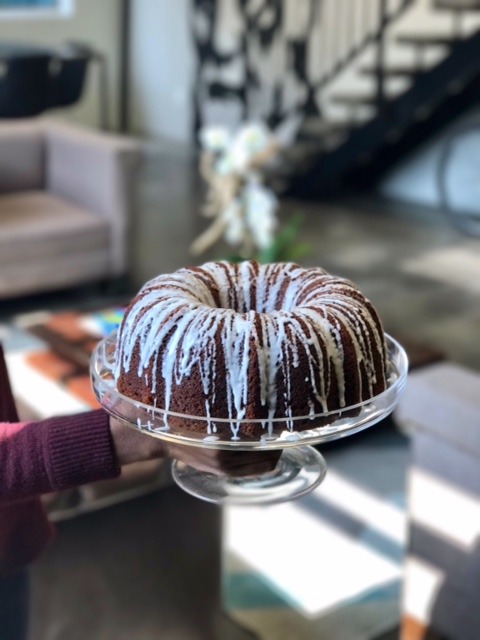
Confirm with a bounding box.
[114,262,386,434]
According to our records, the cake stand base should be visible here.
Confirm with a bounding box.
[172,445,327,506]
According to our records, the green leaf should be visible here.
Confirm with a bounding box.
[257,212,310,263]
[281,242,311,262]
[216,212,310,264]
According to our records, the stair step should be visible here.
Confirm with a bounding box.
[434,0,480,11]
[396,34,455,47]
[282,140,323,162]
[266,139,324,186]
[300,118,352,138]
[329,94,378,107]
[298,119,352,151]
[359,65,420,78]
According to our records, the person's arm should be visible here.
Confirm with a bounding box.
[0,410,120,504]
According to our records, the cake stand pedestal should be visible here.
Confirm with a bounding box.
[91,334,408,506]
[172,445,327,505]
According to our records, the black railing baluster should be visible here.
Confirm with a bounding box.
[338,0,344,63]
[370,0,376,35]
[452,9,464,40]
[346,0,355,61]
[350,0,355,50]
[329,0,336,79]
[362,0,370,39]
[344,0,350,61]
[376,0,388,110]
[319,0,327,78]
[333,0,340,76]
[301,0,414,119]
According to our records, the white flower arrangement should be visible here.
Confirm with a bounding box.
[191,121,281,260]
[192,118,310,263]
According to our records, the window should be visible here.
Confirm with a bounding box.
[0,0,74,18]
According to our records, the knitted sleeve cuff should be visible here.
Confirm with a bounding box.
[45,409,121,491]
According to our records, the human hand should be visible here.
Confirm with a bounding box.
[164,441,281,478]
[109,417,281,477]
[109,416,168,466]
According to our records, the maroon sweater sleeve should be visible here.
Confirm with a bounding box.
[0,409,121,503]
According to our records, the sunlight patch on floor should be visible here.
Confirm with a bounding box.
[224,468,406,620]
[401,246,480,293]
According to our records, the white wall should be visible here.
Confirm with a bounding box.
[0,0,121,130]
[380,133,446,207]
[129,0,194,143]
[380,108,480,212]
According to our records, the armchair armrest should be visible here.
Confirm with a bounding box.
[44,120,142,275]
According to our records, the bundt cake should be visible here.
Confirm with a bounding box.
[114,261,388,439]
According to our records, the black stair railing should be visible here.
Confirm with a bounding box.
[305,0,414,116]
[376,0,388,109]
[191,0,416,136]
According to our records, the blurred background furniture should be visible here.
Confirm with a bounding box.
[0,118,141,299]
[0,40,109,128]
[0,42,52,118]
[395,363,480,640]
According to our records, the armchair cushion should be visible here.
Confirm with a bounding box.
[0,191,110,297]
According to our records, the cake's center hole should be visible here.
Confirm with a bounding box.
[215,298,282,315]
[209,276,295,314]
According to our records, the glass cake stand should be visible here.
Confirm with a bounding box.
[91,334,408,506]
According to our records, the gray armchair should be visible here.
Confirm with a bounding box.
[0,119,141,299]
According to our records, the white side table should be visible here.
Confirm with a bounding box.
[395,363,480,640]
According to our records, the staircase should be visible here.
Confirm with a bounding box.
[280,0,480,198]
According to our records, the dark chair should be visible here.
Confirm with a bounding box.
[0,41,107,126]
[0,52,52,118]
[49,42,92,108]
